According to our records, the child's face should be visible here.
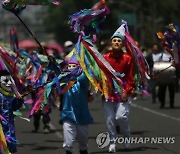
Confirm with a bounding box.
[0,75,12,92]
[67,63,77,70]
[64,63,77,72]
[111,37,124,51]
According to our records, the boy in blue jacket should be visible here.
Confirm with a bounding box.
[60,60,93,154]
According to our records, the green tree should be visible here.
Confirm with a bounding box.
[44,0,180,47]
[44,0,97,44]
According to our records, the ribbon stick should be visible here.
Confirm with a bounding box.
[9,27,19,52]
[2,0,61,64]
[14,13,47,56]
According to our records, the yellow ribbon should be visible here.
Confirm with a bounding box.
[74,44,102,92]
[0,123,11,154]
[0,88,15,97]
[100,70,108,100]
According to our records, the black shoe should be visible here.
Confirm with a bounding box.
[152,99,156,104]
[170,105,174,109]
[66,150,72,154]
[44,124,50,129]
[116,125,120,134]
[159,105,164,109]
[32,129,39,133]
[79,150,88,154]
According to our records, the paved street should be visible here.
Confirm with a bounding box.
[15,92,180,154]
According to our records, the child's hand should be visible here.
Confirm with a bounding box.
[121,93,128,102]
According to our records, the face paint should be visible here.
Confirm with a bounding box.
[0,75,12,92]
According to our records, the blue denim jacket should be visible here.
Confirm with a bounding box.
[60,73,93,125]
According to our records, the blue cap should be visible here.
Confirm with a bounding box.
[111,33,125,40]
[111,24,126,40]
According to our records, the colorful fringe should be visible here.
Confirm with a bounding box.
[157,23,180,67]
[0,122,11,154]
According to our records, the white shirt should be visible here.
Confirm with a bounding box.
[153,51,172,62]
[152,53,162,62]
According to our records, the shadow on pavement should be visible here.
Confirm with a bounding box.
[31,145,60,151]
[17,143,37,147]
[131,131,148,135]
[90,146,159,154]
[20,128,62,134]
[45,139,63,143]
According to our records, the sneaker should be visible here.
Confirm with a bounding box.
[109,143,116,153]
[43,128,50,133]
[43,124,50,133]
[133,96,137,101]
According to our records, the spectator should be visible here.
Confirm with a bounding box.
[146,43,162,103]
[153,50,176,108]
[64,40,74,56]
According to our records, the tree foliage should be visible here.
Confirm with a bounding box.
[44,0,180,47]
[44,0,96,44]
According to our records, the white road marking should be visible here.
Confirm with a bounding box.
[49,123,79,154]
[132,104,180,122]
[49,123,63,138]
